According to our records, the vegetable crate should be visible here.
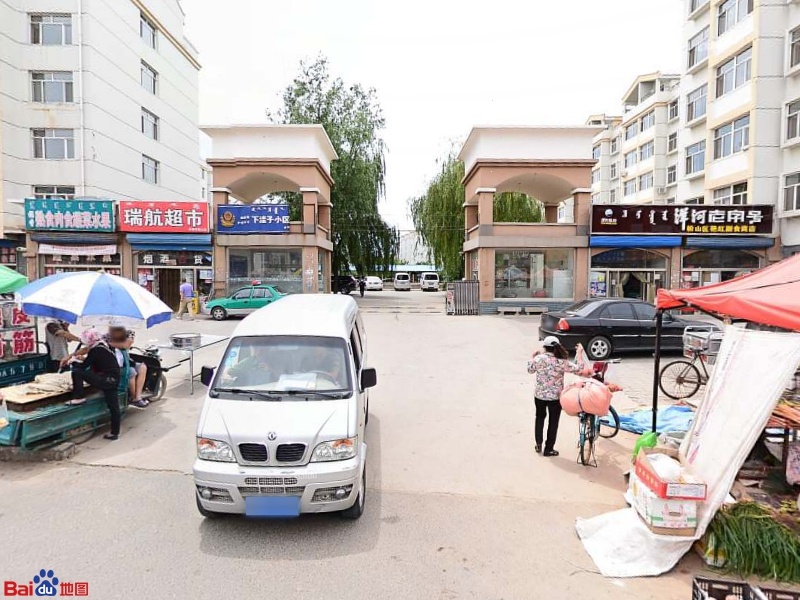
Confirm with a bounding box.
[692,577,754,600]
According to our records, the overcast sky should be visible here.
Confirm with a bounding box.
[182,0,683,230]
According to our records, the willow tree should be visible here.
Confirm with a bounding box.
[410,155,544,281]
[268,57,398,277]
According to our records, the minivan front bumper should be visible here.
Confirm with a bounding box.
[193,444,366,515]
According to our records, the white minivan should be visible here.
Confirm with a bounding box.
[393,272,411,291]
[420,272,440,292]
[193,294,376,520]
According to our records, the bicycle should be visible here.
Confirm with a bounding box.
[577,360,621,467]
[658,347,711,400]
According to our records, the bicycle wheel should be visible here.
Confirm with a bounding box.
[659,360,702,400]
[579,414,596,466]
[598,405,620,439]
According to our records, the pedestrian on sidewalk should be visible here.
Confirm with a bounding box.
[527,336,591,457]
[176,278,194,320]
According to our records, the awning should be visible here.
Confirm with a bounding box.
[127,233,212,252]
[0,238,20,248]
[589,236,682,248]
[656,253,800,330]
[30,232,118,245]
[684,236,774,249]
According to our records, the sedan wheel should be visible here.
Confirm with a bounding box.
[210,307,227,321]
[586,336,612,360]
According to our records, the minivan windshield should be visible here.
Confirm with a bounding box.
[212,335,352,398]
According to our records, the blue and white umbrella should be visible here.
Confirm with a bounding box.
[15,271,173,328]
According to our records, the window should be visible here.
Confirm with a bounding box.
[640,111,655,131]
[30,14,72,45]
[713,115,750,158]
[625,122,638,140]
[624,179,637,196]
[494,249,574,299]
[609,189,617,203]
[639,141,654,161]
[669,100,679,120]
[792,29,800,69]
[687,85,707,121]
[685,197,703,205]
[624,150,638,168]
[610,137,618,154]
[690,0,709,13]
[31,72,73,103]
[602,303,636,320]
[232,289,252,300]
[251,287,273,299]
[718,0,753,36]
[141,61,158,94]
[784,173,800,211]
[668,132,678,153]
[33,185,75,200]
[140,13,157,48]
[591,169,600,184]
[633,303,657,320]
[32,128,74,159]
[592,145,601,160]
[685,141,705,175]
[667,165,677,184]
[788,100,800,141]
[688,27,709,68]
[591,193,600,203]
[716,47,751,97]
[610,162,618,179]
[713,182,748,205]
[141,108,159,140]
[142,154,159,184]
[638,172,654,191]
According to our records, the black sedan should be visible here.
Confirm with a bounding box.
[538,298,713,360]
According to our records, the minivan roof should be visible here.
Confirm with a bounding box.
[232,294,358,339]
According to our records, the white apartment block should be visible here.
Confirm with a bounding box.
[0,0,202,245]
[589,74,681,207]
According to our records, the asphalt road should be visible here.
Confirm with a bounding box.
[2,291,702,599]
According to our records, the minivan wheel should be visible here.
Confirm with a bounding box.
[196,494,223,519]
[210,307,227,321]
[586,336,612,360]
[340,466,366,520]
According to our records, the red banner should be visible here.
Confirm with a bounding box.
[119,201,210,233]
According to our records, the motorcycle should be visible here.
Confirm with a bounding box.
[129,344,171,401]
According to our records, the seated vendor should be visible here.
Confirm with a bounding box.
[106,327,149,409]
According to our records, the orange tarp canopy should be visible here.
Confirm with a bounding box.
[656,253,800,331]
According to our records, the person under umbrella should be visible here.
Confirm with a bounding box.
[61,328,122,441]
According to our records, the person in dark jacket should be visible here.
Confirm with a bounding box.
[62,328,122,440]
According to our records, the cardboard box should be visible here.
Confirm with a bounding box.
[635,447,708,501]
[630,473,699,537]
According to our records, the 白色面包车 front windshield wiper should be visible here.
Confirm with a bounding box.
[266,389,348,399]
[210,387,283,401]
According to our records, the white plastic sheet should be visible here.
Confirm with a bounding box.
[576,326,800,577]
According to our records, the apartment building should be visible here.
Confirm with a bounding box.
[0,0,203,273]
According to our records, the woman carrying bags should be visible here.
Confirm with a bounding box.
[527,336,591,456]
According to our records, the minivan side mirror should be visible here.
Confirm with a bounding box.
[360,368,377,390]
[200,365,216,387]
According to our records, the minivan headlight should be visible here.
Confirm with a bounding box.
[311,437,358,462]
[197,437,236,462]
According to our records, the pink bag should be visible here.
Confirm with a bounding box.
[560,379,612,417]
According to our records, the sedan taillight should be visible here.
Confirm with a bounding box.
[556,318,570,331]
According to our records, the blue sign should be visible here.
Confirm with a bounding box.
[24,198,115,232]
[216,204,290,234]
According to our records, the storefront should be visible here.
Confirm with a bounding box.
[23,199,119,278]
[494,248,574,299]
[590,204,776,300]
[0,238,22,273]
[119,201,212,310]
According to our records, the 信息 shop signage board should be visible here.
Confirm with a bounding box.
[119,201,209,233]
[216,204,290,234]
[591,204,774,236]
[24,199,115,232]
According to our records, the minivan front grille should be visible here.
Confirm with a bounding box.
[276,443,306,463]
[239,443,268,462]
[238,485,305,497]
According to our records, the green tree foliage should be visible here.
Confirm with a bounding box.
[410,155,544,281]
[269,56,398,276]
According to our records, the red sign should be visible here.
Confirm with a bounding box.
[119,201,210,233]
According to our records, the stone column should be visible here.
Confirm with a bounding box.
[25,237,38,280]
[544,205,559,223]
[211,189,229,295]
[302,247,319,293]
[477,188,495,227]
[478,247,495,303]
[465,204,478,230]
[300,187,319,235]
[572,189,593,301]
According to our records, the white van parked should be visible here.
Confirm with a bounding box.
[193,294,376,520]
[393,272,411,291]
[420,272,440,292]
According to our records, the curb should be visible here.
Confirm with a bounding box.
[0,442,77,462]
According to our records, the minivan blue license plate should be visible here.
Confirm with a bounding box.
[245,496,301,518]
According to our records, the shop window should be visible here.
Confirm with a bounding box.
[592,249,667,270]
[683,249,760,270]
[494,249,574,300]
[228,248,302,294]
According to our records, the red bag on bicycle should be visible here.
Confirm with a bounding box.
[559,379,612,417]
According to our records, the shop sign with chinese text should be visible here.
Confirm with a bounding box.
[24,199,115,232]
[591,205,774,235]
[216,204,290,234]
[138,251,211,267]
[119,201,210,233]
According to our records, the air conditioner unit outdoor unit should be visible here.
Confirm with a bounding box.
[656,186,667,195]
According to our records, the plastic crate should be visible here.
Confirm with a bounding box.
[755,587,800,600]
[693,577,755,600]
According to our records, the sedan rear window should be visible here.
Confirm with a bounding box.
[602,303,636,319]
[562,300,599,317]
